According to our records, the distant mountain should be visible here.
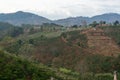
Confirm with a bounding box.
[0,11,120,26]
[54,17,89,26]
[91,13,120,23]
[54,13,120,26]
[0,22,14,31]
[0,11,52,25]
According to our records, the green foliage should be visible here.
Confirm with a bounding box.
[113,20,119,26]
[1,36,13,42]
[0,22,24,39]
[8,27,24,37]
[101,25,120,45]
[0,22,14,31]
[85,54,120,74]
[61,30,88,48]
[28,39,34,44]
[0,50,62,80]
[86,55,112,73]
[90,21,99,27]
[0,22,18,39]
[61,33,67,38]
[79,73,114,80]
[59,68,72,74]
[18,44,35,58]
[1,25,120,80]
[79,73,94,80]
[4,39,36,57]
[95,73,113,80]
[71,25,78,28]
[4,40,22,55]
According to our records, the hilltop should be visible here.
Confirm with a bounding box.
[0,11,51,25]
[0,11,120,26]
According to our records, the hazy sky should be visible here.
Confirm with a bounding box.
[0,0,120,20]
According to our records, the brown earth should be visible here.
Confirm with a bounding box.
[82,28,120,56]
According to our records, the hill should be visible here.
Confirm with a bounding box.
[0,50,61,80]
[0,11,120,26]
[91,13,120,23]
[0,22,14,31]
[82,28,120,56]
[54,17,89,26]
[0,11,51,25]
[0,22,24,39]
[1,26,120,73]
[1,24,120,79]
[54,13,120,26]
[1,49,120,80]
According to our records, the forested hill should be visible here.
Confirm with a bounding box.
[54,13,120,26]
[0,22,14,31]
[0,11,120,26]
[0,11,51,25]
[0,50,74,80]
[0,22,24,39]
[0,22,120,79]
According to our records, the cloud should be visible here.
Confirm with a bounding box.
[0,0,120,19]
[37,7,72,20]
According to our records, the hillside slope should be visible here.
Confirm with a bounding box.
[1,27,120,73]
[0,50,63,80]
[54,13,120,26]
[0,11,51,25]
[0,12,120,26]
[82,28,120,56]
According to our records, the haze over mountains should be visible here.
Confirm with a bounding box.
[0,11,51,26]
[0,11,120,26]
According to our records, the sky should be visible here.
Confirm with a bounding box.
[0,0,120,20]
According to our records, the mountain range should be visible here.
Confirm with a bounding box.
[0,11,120,26]
[0,11,51,26]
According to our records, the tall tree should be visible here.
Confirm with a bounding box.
[90,21,99,27]
[114,20,119,26]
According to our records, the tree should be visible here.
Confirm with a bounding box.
[29,39,34,44]
[90,21,99,27]
[9,27,24,37]
[114,20,119,26]
[29,27,35,34]
[72,25,78,28]
[17,39,23,45]
[103,21,106,24]
[81,20,87,27]
[99,21,106,26]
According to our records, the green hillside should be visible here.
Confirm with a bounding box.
[101,25,120,46]
[1,49,120,80]
[0,50,62,80]
[0,22,120,79]
[2,28,120,73]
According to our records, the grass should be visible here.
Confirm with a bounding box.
[28,31,63,38]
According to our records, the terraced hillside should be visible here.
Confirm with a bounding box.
[1,26,120,74]
[82,28,120,56]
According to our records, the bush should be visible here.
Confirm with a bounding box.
[0,50,57,80]
[95,73,113,80]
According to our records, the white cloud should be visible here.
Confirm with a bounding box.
[0,0,120,20]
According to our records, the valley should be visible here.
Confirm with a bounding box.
[0,14,120,80]
[1,0,120,79]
